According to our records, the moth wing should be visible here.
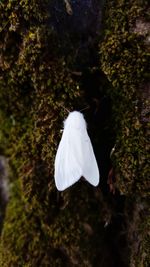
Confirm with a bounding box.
[81,131,100,186]
[54,127,99,191]
[54,128,82,191]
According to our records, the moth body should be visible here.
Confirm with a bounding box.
[54,111,100,191]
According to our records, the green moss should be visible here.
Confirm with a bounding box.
[100,0,149,266]
[0,1,109,266]
[100,0,149,196]
[0,0,149,266]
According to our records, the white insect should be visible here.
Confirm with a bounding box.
[54,111,100,191]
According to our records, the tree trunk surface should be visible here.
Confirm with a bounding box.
[0,1,149,266]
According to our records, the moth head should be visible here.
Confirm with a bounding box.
[64,111,87,130]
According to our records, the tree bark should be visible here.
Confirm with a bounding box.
[0,1,149,266]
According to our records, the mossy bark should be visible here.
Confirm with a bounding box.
[100,0,149,266]
[0,0,149,267]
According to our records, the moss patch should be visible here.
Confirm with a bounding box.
[100,1,149,266]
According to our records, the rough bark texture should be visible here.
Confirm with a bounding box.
[0,0,149,267]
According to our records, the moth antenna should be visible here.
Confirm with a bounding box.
[58,104,70,113]
[80,106,90,112]
[63,107,70,113]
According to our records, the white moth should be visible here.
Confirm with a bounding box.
[54,111,100,191]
